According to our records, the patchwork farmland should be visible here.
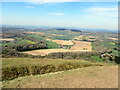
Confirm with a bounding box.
[23,40,92,56]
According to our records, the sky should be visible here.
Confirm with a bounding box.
[1,1,118,31]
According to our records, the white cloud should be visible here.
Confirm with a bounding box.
[25,6,35,8]
[87,7,118,12]
[48,13,64,15]
[85,7,118,18]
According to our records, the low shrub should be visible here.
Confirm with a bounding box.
[29,65,42,75]
[39,65,56,74]
[57,63,74,71]
[17,65,29,76]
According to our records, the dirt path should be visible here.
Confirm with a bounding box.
[2,65,118,88]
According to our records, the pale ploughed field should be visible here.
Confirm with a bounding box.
[0,38,14,41]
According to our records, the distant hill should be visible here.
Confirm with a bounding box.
[2,25,117,32]
[70,29,81,32]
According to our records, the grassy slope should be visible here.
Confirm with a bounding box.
[2,58,110,80]
[2,58,117,88]
[2,65,118,88]
[2,58,105,68]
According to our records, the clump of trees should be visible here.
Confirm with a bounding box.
[4,42,47,51]
[46,50,120,64]
[47,52,102,60]
[2,45,45,58]
[2,47,23,57]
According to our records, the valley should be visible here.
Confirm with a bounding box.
[1,26,119,88]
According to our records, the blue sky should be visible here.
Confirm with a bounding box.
[1,1,118,30]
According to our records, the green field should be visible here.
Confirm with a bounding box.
[102,41,117,49]
[2,39,36,46]
[29,34,45,41]
[46,41,60,49]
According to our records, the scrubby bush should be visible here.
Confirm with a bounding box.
[2,67,19,80]
[39,65,56,74]
[114,56,120,64]
[57,63,76,71]
[17,66,29,76]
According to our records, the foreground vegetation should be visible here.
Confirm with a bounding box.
[2,58,106,80]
